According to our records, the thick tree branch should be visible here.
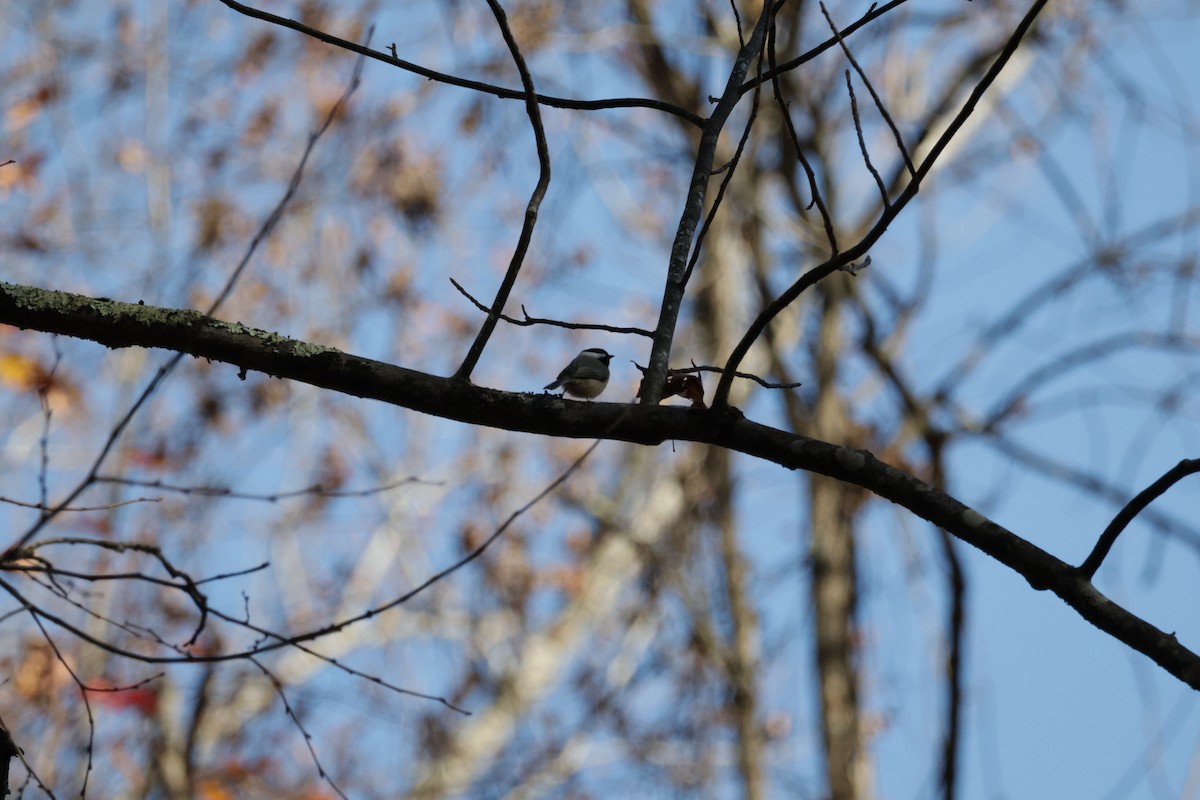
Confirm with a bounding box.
[2,282,1200,691]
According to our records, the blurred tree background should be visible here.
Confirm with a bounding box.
[2,1,1200,798]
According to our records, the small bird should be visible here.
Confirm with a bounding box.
[544,348,613,400]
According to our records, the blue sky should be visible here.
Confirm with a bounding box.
[3,1,1200,798]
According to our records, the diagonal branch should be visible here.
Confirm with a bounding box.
[713,0,1052,409]
[1080,459,1200,580]
[641,3,774,405]
[845,69,889,208]
[455,0,551,381]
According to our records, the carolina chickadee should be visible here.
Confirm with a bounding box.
[544,348,613,400]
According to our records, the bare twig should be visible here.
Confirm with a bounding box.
[845,70,890,207]
[0,496,159,512]
[84,673,165,694]
[251,657,349,800]
[94,475,432,503]
[253,436,606,656]
[455,1,551,381]
[19,565,175,650]
[820,1,916,176]
[729,0,746,48]
[767,12,838,252]
[28,613,96,796]
[0,428,615,714]
[12,562,208,591]
[0,567,470,714]
[450,278,653,337]
[195,562,270,585]
[35,340,61,518]
[1080,459,1200,579]
[24,537,210,646]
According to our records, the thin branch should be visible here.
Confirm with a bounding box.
[17,565,166,649]
[83,673,165,694]
[208,32,370,317]
[215,0,705,128]
[21,537,210,646]
[455,1,551,381]
[450,278,653,337]
[35,340,61,518]
[0,406,611,700]
[729,0,746,49]
[986,435,1200,551]
[642,3,774,405]
[251,657,349,800]
[195,562,270,585]
[767,9,838,251]
[1080,459,1200,579]
[10,548,263,591]
[0,495,159,512]
[28,612,96,797]
[93,475,433,503]
[0,567,471,714]
[680,6,770,291]
[820,1,916,176]
[240,436,607,663]
[10,563,202,592]
[845,70,890,208]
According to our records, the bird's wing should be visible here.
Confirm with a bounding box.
[567,361,607,381]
